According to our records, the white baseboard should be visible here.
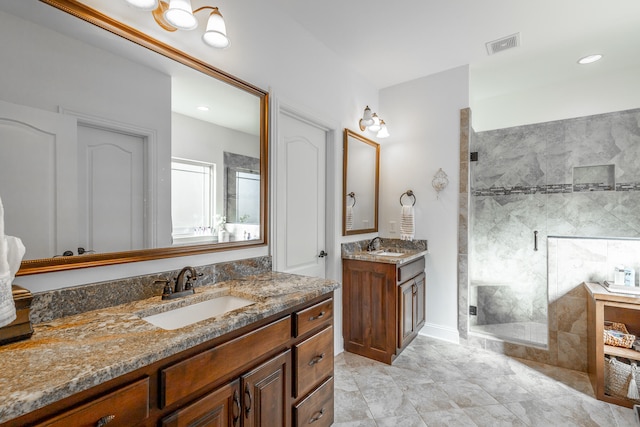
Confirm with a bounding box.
[419,322,460,344]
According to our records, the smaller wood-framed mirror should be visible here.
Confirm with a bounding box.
[343,129,380,235]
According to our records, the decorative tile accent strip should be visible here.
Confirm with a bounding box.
[29,256,272,324]
[573,183,614,192]
[616,182,640,192]
[470,182,640,196]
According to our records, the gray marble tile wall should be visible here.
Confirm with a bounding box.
[461,107,640,372]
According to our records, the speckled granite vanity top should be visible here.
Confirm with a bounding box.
[342,248,428,265]
[0,272,339,423]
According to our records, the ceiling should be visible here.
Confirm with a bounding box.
[273,0,640,100]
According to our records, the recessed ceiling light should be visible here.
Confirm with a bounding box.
[197,106,210,111]
[577,54,603,65]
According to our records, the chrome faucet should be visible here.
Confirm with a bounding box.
[367,237,382,252]
[161,266,200,300]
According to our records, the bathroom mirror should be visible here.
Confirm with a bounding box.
[343,129,379,235]
[0,1,268,274]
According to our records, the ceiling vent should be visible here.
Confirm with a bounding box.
[485,33,520,55]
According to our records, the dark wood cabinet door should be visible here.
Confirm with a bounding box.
[242,350,291,427]
[398,280,415,349]
[161,380,241,427]
[414,273,426,330]
[342,259,396,363]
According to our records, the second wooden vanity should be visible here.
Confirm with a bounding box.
[0,273,338,427]
[342,252,426,364]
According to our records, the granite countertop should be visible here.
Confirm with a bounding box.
[584,281,640,304]
[0,272,339,424]
[342,248,428,265]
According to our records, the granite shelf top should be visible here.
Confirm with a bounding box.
[0,272,339,424]
[342,248,428,265]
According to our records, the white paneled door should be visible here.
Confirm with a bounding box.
[77,124,146,253]
[0,99,77,259]
[276,111,327,278]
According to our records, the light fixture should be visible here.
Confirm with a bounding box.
[359,106,374,129]
[125,0,159,11]
[124,0,230,48]
[358,106,389,138]
[197,105,210,111]
[578,54,603,65]
[376,120,389,139]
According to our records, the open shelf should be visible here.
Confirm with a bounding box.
[604,345,640,361]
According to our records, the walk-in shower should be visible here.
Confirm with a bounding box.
[468,107,640,348]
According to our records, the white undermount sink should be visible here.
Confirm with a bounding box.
[371,250,404,257]
[141,295,256,330]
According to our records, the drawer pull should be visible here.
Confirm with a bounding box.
[309,408,325,424]
[96,415,115,427]
[232,389,241,426]
[244,384,252,417]
[308,353,325,366]
[309,311,325,321]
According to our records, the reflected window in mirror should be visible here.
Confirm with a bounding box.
[171,158,216,243]
[343,129,380,235]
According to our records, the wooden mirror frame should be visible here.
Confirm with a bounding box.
[16,0,269,275]
[342,129,379,236]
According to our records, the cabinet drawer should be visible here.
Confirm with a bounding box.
[294,325,333,398]
[294,298,333,337]
[36,377,149,427]
[397,257,425,283]
[293,377,334,427]
[161,316,291,408]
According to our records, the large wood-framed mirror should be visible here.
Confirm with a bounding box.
[0,0,268,275]
[343,129,379,235]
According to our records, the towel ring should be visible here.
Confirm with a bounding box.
[347,192,356,207]
[400,190,416,206]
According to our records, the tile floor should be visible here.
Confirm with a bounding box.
[333,335,638,426]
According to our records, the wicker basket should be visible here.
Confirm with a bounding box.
[604,321,636,349]
[605,357,640,400]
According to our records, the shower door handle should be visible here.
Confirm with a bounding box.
[534,230,538,251]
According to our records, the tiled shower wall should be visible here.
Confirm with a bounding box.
[459,107,640,371]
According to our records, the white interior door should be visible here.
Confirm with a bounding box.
[77,124,146,253]
[0,99,77,259]
[276,112,327,278]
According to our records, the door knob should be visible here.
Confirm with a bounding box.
[318,250,328,258]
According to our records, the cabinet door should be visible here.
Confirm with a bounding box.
[242,350,291,427]
[161,380,241,427]
[414,273,426,331]
[398,280,415,349]
[343,259,396,362]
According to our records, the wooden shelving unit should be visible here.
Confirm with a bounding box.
[585,282,640,408]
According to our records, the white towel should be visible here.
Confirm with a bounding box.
[0,197,26,328]
[346,205,354,231]
[400,205,415,241]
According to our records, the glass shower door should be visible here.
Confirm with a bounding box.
[468,126,549,348]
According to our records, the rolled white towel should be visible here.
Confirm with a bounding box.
[400,205,415,241]
[346,205,354,231]
[0,197,26,328]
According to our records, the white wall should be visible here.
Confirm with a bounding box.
[379,66,470,342]
[471,65,640,131]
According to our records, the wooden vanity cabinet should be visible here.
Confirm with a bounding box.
[7,293,334,427]
[343,257,425,364]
